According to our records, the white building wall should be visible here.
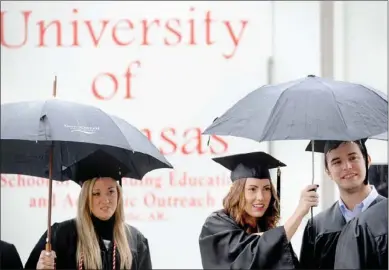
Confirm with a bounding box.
[333,1,388,199]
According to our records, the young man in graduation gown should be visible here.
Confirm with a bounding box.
[0,240,24,269]
[199,151,320,269]
[334,198,388,269]
[300,139,386,269]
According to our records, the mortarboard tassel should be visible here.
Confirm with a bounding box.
[118,169,122,187]
[277,166,281,204]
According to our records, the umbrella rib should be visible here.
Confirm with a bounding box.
[40,100,50,141]
[316,79,349,131]
[103,114,144,177]
[357,84,388,132]
[259,79,306,141]
[356,84,388,136]
[356,83,388,102]
[103,111,133,150]
[126,149,142,179]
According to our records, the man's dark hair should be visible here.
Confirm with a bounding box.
[368,164,388,197]
[324,140,369,185]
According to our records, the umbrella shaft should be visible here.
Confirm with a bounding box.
[311,141,315,221]
[46,145,54,251]
[312,141,315,183]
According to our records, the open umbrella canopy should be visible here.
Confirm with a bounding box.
[1,99,173,181]
[203,75,387,143]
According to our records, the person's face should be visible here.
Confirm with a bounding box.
[90,178,118,220]
[244,178,272,218]
[325,142,370,191]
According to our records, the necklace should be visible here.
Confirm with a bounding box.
[78,241,117,270]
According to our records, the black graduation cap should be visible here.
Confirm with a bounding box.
[305,139,368,153]
[62,150,130,186]
[212,151,286,201]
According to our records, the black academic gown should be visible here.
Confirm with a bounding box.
[199,210,299,269]
[299,194,386,269]
[0,240,23,269]
[24,218,152,270]
[334,198,388,269]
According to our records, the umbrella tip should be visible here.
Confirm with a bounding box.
[52,76,57,98]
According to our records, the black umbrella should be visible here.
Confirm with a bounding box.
[204,75,387,142]
[203,75,388,219]
[0,78,173,251]
[1,100,172,180]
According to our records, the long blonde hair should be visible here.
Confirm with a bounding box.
[75,177,133,269]
[223,178,280,233]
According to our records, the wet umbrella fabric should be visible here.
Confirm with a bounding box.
[203,75,387,142]
[1,99,173,180]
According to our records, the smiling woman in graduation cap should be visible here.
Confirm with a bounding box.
[24,151,152,270]
[198,151,319,269]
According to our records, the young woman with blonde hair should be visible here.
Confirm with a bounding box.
[25,172,152,270]
[199,151,319,269]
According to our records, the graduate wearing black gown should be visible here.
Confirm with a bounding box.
[300,140,386,269]
[199,151,319,269]
[334,198,388,269]
[24,151,152,270]
[0,240,23,269]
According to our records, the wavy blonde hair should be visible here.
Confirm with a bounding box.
[75,177,132,269]
[223,178,280,233]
